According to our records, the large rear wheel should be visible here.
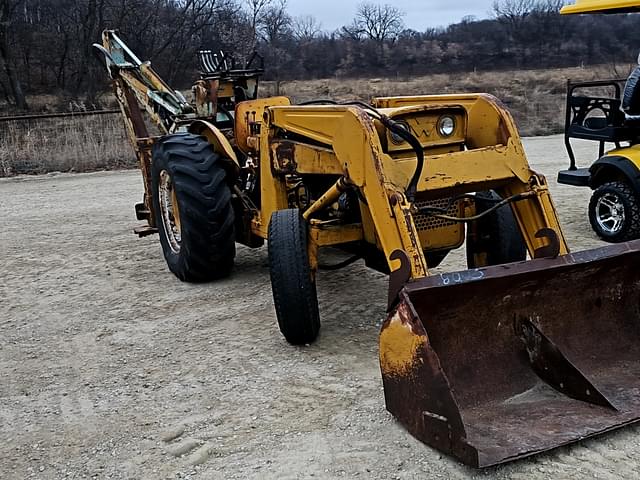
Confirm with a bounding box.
[467,190,527,268]
[151,133,235,282]
[268,209,320,345]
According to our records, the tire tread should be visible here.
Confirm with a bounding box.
[589,181,640,242]
[268,209,320,345]
[151,133,235,282]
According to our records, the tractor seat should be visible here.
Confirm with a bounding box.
[583,117,608,130]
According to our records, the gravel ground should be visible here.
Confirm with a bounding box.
[2,135,640,479]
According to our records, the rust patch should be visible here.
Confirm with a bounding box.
[401,206,425,273]
[274,141,297,173]
[497,117,510,145]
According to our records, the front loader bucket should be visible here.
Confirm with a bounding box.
[380,241,640,467]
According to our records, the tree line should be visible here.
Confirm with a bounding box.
[2,0,640,110]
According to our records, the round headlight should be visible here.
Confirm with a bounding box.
[390,120,410,145]
[437,115,456,137]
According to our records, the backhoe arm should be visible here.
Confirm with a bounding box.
[93,30,193,135]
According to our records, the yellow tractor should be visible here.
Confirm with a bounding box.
[95,29,640,467]
[559,0,640,241]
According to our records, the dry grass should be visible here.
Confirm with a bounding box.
[263,65,631,137]
[0,114,133,177]
[0,65,631,177]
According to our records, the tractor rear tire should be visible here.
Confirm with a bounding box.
[151,133,235,282]
[268,209,320,345]
[467,190,527,268]
[588,181,640,242]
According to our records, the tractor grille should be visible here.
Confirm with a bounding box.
[413,198,461,231]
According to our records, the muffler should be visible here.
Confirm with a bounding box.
[380,240,640,467]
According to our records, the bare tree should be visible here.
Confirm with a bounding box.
[0,0,27,109]
[150,0,220,60]
[293,15,321,43]
[492,0,536,65]
[259,0,289,44]
[258,0,290,92]
[1,0,640,109]
[349,2,404,52]
[492,0,535,33]
[245,0,273,48]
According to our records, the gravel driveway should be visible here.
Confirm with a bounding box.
[2,135,639,479]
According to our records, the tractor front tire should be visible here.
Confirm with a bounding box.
[467,190,527,268]
[151,133,235,282]
[268,209,320,345]
[588,181,640,242]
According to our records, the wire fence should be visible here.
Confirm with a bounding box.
[0,109,120,123]
[0,109,133,177]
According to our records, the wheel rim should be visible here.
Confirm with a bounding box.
[595,192,625,235]
[159,170,182,253]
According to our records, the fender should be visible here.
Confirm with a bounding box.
[188,120,240,179]
[590,154,640,192]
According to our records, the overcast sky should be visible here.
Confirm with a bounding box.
[285,0,496,32]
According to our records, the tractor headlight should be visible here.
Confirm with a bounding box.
[389,120,410,145]
[437,115,456,137]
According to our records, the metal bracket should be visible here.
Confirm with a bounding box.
[534,228,561,259]
[387,249,412,312]
[517,316,615,410]
[133,225,158,237]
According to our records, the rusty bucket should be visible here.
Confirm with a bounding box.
[380,241,640,467]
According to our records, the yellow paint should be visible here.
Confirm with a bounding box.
[259,95,569,276]
[380,309,427,377]
[309,223,364,246]
[235,97,290,154]
[271,141,343,175]
[561,0,640,15]
[217,82,234,97]
[188,120,238,167]
[606,144,640,169]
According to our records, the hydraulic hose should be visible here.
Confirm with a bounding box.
[294,100,425,203]
[418,191,536,223]
[379,115,424,203]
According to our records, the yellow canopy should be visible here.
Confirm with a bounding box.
[561,0,640,14]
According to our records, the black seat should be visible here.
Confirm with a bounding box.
[583,116,608,130]
[566,93,634,143]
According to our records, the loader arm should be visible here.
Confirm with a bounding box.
[262,105,428,278]
[256,97,569,279]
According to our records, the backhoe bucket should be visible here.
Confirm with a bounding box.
[380,241,640,467]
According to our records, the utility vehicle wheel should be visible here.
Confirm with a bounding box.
[268,209,320,345]
[151,133,235,282]
[588,181,640,242]
[467,190,527,268]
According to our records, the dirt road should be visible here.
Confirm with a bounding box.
[2,135,639,479]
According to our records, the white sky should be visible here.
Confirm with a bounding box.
[285,0,497,32]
